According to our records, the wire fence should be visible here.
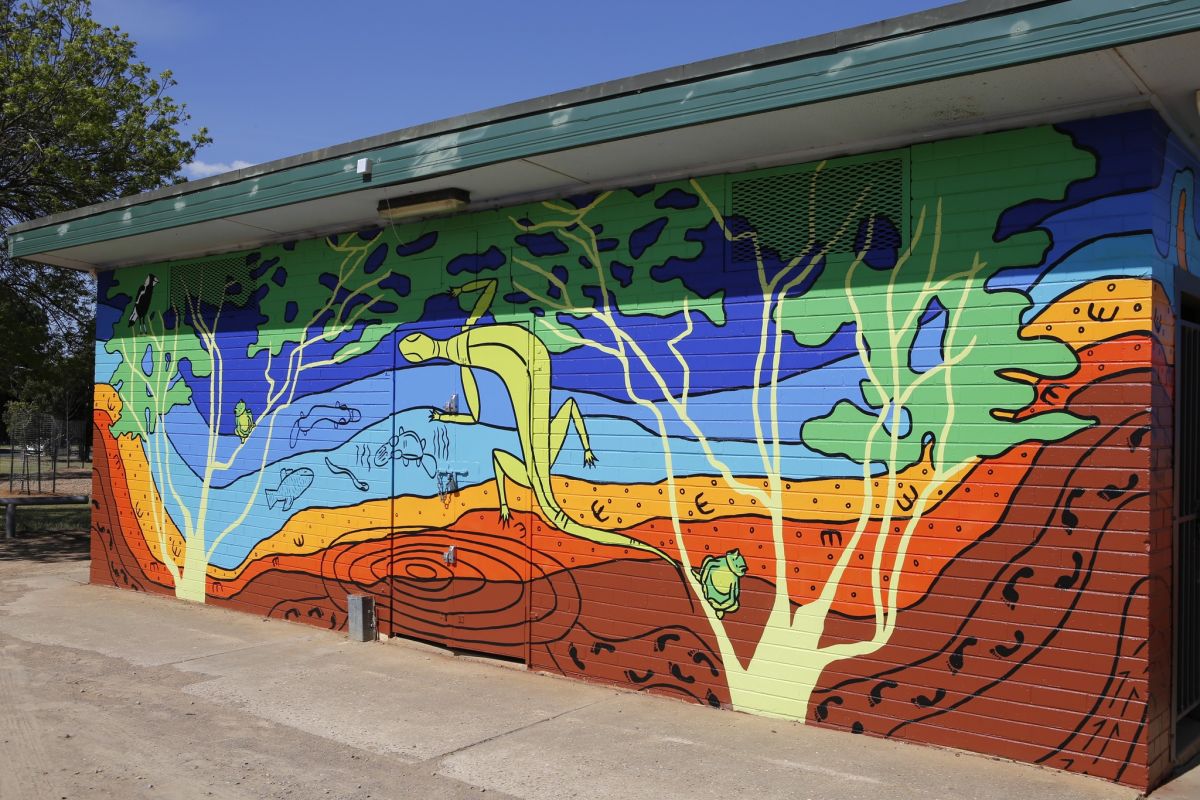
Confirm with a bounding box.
[3,412,89,495]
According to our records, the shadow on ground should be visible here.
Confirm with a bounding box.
[0,528,89,562]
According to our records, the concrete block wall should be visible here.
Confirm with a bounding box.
[90,110,1175,790]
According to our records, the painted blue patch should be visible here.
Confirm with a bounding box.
[271,266,287,287]
[94,340,120,385]
[551,303,858,403]
[656,188,699,209]
[580,285,614,309]
[358,226,383,241]
[364,242,389,275]
[370,300,398,315]
[96,276,126,342]
[282,241,296,251]
[609,261,634,288]
[998,110,1166,241]
[564,192,600,209]
[396,232,438,257]
[246,255,274,282]
[447,245,506,275]
[857,215,902,271]
[909,297,947,373]
[140,343,154,376]
[516,232,569,256]
[630,217,669,259]
[597,238,619,252]
[628,185,655,198]
[379,272,411,297]
[283,301,299,323]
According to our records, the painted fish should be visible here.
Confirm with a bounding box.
[289,403,363,447]
[265,467,314,512]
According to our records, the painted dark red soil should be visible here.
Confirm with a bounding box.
[809,364,1153,787]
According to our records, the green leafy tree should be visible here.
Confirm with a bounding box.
[0,0,209,413]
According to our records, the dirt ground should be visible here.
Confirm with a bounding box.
[0,531,498,800]
[0,529,1179,800]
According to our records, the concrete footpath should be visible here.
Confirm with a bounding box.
[1,535,1196,800]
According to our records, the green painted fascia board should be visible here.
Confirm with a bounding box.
[10,0,1200,260]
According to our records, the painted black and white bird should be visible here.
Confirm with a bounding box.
[128,274,159,332]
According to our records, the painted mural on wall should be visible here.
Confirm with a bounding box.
[90,111,1188,787]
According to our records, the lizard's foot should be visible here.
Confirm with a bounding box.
[499,506,511,527]
[583,449,597,467]
[428,409,443,422]
[447,286,463,298]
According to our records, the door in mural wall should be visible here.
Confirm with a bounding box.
[387,263,534,658]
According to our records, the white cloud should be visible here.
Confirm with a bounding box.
[183,159,255,179]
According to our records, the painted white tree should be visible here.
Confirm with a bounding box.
[104,232,424,601]
[502,132,1090,718]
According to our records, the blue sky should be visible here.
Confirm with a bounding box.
[89,1,948,179]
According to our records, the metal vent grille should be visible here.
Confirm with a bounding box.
[730,158,905,265]
[169,256,255,310]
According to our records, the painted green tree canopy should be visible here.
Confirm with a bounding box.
[797,127,1096,473]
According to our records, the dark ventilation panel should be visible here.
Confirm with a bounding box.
[729,157,906,267]
[169,255,256,310]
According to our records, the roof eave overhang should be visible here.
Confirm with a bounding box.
[10,0,1200,271]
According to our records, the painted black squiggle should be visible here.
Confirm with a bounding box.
[669,663,696,684]
[625,668,654,684]
[568,644,586,670]
[655,632,681,652]
[947,637,977,674]
[1002,567,1035,610]
[815,695,843,722]
[1097,473,1138,502]
[869,679,898,707]
[1055,552,1083,590]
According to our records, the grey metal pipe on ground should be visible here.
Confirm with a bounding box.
[1,495,90,538]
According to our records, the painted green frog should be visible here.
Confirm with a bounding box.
[690,549,748,619]
[234,400,255,442]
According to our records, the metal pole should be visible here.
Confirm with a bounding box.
[5,503,14,539]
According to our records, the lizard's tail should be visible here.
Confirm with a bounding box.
[559,518,674,564]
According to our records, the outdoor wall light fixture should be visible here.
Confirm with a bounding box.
[377,188,470,222]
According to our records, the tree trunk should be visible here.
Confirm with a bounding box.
[175,541,208,602]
